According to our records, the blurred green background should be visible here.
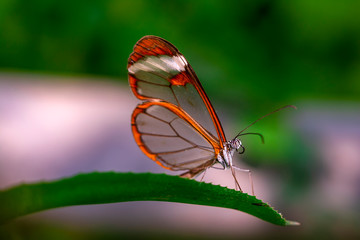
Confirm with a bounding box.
[1,0,360,239]
[2,0,359,103]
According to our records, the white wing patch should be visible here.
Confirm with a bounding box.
[128,55,187,76]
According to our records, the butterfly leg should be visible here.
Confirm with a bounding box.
[210,164,226,170]
[230,166,243,192]
[199,168,209,182]
[233,166,254,196]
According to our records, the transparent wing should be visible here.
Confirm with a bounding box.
[131,101,220,171]
[128,35,226,143]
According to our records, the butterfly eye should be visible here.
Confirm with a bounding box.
[231,138,242,149]
[236,145,245,154]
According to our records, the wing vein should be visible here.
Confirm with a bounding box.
[134,76,170,87]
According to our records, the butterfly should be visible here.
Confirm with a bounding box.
[127,35,294,194]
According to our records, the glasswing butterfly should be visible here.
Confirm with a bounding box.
[128,35,294,194]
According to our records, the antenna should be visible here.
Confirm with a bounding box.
[237,132,265,144]
[234,105,297,139]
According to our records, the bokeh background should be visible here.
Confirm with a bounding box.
[1,0,360,239]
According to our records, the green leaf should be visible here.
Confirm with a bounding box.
[0,172,299,226]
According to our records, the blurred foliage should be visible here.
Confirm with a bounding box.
[1,1,359,237]
[0,0,359,168]
[0,0,359,107]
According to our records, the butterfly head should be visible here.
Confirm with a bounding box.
[217,138,245,169]
[229,138,244,153]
